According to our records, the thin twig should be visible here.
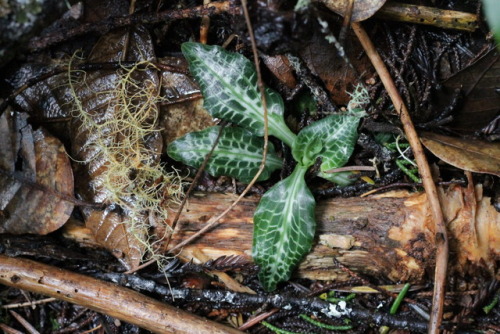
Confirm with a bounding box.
[28,1,240,52]
[0,323,24,334]
[338,0,355,46]
[124,124,225,274]
[200,0,211,44]
[9,310,40,334]
[238,309,279,331]
[166,124,227,244]
[168,0,269,254]
[1,298,57,309]
[351,22,448,334]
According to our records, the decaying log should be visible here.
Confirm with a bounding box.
[0,255,244,334]
[64,183,500,283]
[164,183,499,283]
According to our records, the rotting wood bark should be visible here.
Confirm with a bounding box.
[64,185,500,283]
[0,255,244,334]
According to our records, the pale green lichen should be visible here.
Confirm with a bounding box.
[67,54,184,268]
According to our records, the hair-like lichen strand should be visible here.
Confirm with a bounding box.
[67,53,184,269]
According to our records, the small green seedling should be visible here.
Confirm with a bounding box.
[168,42,367,291]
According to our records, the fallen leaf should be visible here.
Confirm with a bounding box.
[316,0,388,22]
[0,109,74,234]
[261,54,297,89]
[158,57,214,144]
[85,208,144,270]
[445,49,500,132]
[68,26,168,270]
[159,57,201,100]
[8,26,180,270]
[299,29,373,105]
[420,131,500,176]
[160,98,215,145]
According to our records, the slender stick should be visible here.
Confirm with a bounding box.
[375,2,478,32]
[28,1,240,52]
[169,0,269,253]
[167,125,226,241]
[1,298,57,309]
[0,255,244,334]
[351,22,448,334]
[200,0,211,44]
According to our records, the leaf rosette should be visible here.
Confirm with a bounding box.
[170,42,367,291]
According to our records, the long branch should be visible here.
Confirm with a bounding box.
[351,22,448,334]
[101,272,430,332]
[28,1,241,52]
[0,255,243,334]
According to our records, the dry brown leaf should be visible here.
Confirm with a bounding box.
[70,25,163,202]
[299,30,373,105]
[158,57,214,144]
[420,131,500,176]
[316,0,388,22]
[9,26,182,270]
[160,99,215,145]
[68,26,163,270]
[85,208,144,269]
[261,54,297,89]
[0,109,74,234]
[445,49,500,132]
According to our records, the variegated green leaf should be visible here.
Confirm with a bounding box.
[292,114,362,171]
[253,165,315,291]
[181,42,296,147]
[167,126,282,183]
[317,170,355,186]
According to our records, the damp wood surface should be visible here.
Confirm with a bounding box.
[164,185,499,282]
[65,184,500,283]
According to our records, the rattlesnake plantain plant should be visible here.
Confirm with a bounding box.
[168,42,368,291]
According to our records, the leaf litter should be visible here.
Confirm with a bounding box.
[0,0,498,332]
[0,108,74,234]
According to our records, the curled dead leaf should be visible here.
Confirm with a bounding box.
[0,109,74,234]
[420,131,500,177]
[9,26,185,270]
[261,54,297,89]
[85,207,144,269]
[315,0,388,22]
[68,26,167,270]
[158,57,214,145]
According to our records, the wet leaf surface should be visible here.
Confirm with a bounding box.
[445,49,500,132]
[158,57,214,144]
[299,30,373,105]
[317,0,388,22]
[421,131,500,177]
[253,165,315,291]
[181,42,296,146]
[168,126,283,183]
[85,207,144,269]
[0,109,74,234]
[67,26,167,270]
